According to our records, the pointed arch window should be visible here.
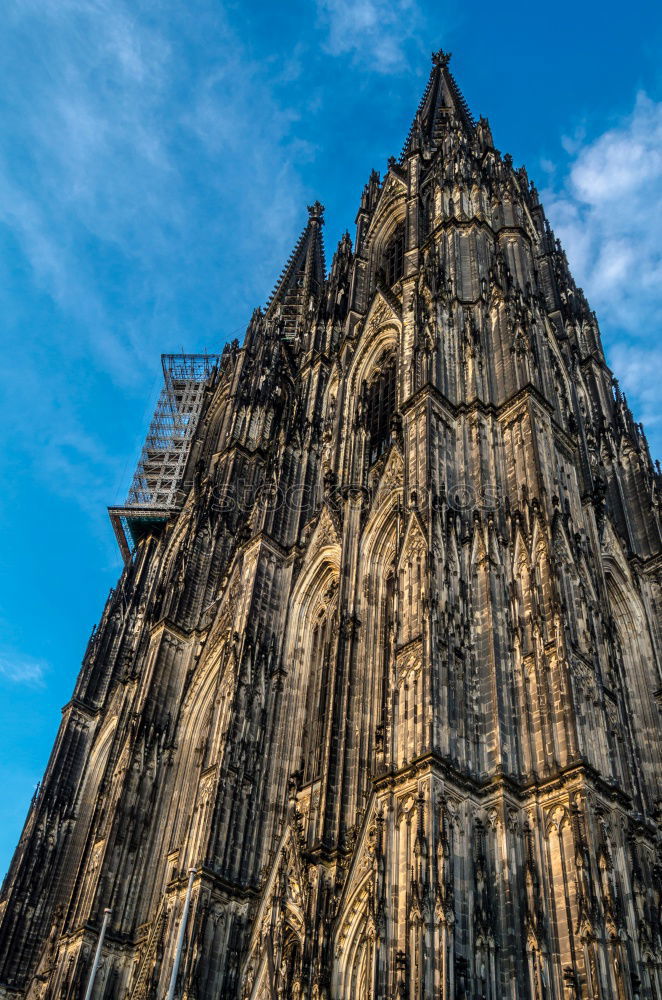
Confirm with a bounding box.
[365,355,397,464]
[382,222,405,286]
[302,609,334,783]
[380,571,396,725]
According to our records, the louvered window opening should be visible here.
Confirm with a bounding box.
[366,359,397,464]
[383,224,405,286]
[303,618,332,783]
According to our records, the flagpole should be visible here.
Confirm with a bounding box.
[165,868,196,1000]
[83,907,112,1000]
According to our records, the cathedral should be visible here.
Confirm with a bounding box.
[1,50,662,1000]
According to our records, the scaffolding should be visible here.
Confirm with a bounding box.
[109,354,218,562]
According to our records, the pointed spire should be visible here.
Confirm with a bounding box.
[330,230,352,279]
[400,50,475,161]
[265,202,327,340]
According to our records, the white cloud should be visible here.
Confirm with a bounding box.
[0,0,316,532]
[0,0,176,380]
[0,651,47,688]
[316,0,423,73]
[0,0,310,379]
[544,94,662,452]
[183,52,314,298]
[545,94,662,333]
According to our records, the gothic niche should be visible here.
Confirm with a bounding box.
[279,930,302,1000]
[420,186,434,241]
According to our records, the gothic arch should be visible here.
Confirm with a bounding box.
[337,901,372,1000]
[364,203,406,257]
[344,322,400,482]
[156,504,198,614]
[372,365,400,463]
[272,544,341,827]
[288,543,341,634]
[363,182,407,291]
[170,642,234,872]
[62,716,119,928]
[348,318,399,399]
[197,368,236,471]
[333,805,382,1000]
[539,321,574,423]
[240,829,307,1000]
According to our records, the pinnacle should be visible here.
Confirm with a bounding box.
[307,201,325,223]
[431,49,452,68]
[265,204,327,338]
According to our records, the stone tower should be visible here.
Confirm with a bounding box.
[1,51,661,1000]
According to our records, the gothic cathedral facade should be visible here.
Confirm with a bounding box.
[1,52,661,1000]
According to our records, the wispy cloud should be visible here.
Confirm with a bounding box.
[316,0,424,73]
[0,0,317,531]
[1,0,315,377]
[1,0,179,378]
[0,650,47,688]
[183,48,314,300]
[544,94,662,446]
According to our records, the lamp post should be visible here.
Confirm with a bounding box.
[165,868,196,1000]
[83,908,112,1000]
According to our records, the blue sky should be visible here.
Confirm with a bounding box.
[0,0,660,875]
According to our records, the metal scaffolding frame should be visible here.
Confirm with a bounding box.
[109,354,218,562]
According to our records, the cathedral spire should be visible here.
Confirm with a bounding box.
[400,49,475,160]
[265,202,326,340]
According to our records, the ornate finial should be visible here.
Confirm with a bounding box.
[431,49,452,68]
[307,201,325,223]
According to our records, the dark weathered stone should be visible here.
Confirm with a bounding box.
[1,52,661,1000]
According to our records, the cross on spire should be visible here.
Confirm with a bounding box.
[307,201,325,223]
[431,49,452,68]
